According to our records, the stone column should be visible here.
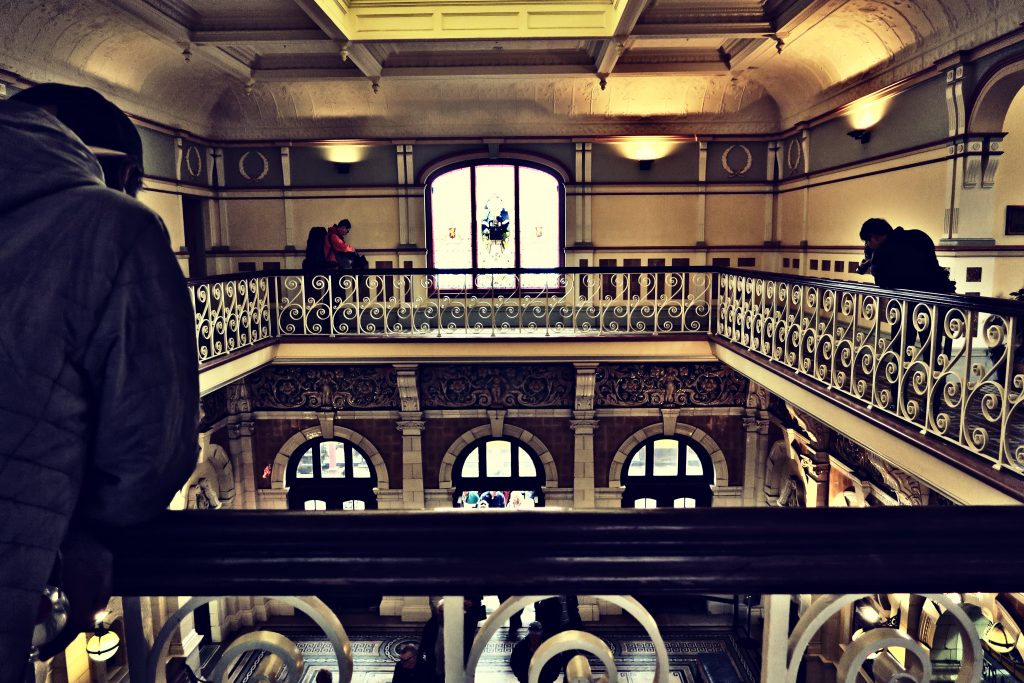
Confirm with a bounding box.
[570,415,599,509]
[760,594,791,683]
[444,595,466,683]
[227,420,257,509]
[397,414,427,510]
[741,410,770,506]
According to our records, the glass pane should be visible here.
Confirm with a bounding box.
[351,450,372,478]
[517,448,537,477]
[519,167,561,289]
[673,497,696,508]
[462,448,480,478]
[486,440,513,477]
[634,497,657,509]
[684,446,704,477]
[652,439,679,476]
[342,499,366,510]
[304,499,326,511]
[475,165,516,287]
[295,449,314,479]
[431,167,473,289]
[627,448,647,477]
[320,441,345,478]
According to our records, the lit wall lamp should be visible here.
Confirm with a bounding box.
[844,92,893,146]
[318,142,373,174]
[86,611,120,662]
[605,136,693,170]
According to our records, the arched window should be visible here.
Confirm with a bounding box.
[285,438,378,510]
[426,160,564,290]
[621,436,714,508]
[452,437,544,508]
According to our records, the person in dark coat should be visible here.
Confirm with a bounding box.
[303,226,331,271]
[510,622,561,683]
[0,85,199,680]
[535,596,583,637]
[859,218,955,294]
[393,644,434,683]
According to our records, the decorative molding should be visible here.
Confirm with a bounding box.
[199,388,230,431]
[419,364,575,409]
[594,363,748,408]
[721,144,753,178]
[248,366,399,410]
[831,434,926,506]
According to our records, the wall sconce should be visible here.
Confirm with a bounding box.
[333,162,351,174]
[605,136,692,165]
[86,611,120,662]
[637,159,654,171]
[847,129,871,144]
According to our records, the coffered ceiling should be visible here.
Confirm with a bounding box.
[1,0,1021,138]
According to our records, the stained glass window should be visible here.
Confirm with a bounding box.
[428,161,562,289]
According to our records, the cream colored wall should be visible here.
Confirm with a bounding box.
[704,193,769,245]
[805,162,947,245]
[138,189,185,250]
[224,200,287,250]
[591,194,700,246]
[777,188,806,245]
[993,87,1024,246]
[291,197,403,249]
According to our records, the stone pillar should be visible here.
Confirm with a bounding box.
[227,420,257,509]
[760,594,791,683]
[570,415,598,509]
[806,457,831,508]
[741,410,770,506]
[398,414,427,510]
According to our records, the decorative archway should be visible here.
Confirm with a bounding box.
[439,424,558,489]
[969,54,1024,134]
[272,425,389,490]
[609,422,729,489]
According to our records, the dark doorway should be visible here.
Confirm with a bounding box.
[182,194,207,278]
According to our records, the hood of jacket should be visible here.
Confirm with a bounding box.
[0,99,106,217]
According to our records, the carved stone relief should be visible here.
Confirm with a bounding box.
[247,366,399,410]
[419,364,575,409]
[594,363,748,408]
[199,388,229,430]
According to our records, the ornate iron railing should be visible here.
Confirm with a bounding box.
[102,507,1024,683]
[187,267,1024,482]
[716,271,1024,480]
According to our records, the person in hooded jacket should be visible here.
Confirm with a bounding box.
[0,84,199,681]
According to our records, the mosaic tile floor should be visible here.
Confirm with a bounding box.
[233,625,757,683]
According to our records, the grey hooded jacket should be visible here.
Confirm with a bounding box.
[0,100,198,679]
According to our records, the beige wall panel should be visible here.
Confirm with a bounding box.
[990,256,1024,298]
[225,199,287,250]
[993,87,1024,246]
[138,189,184,250]
[409,196,425,249]
[777,189,805,245]
[705,193,769,246]
[591,194,699,246]
[806,163,947,245]
[291,197,401,250]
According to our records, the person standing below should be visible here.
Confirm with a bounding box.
[510,622,561,683]
[393,644,433,683]
[0,84,199,681]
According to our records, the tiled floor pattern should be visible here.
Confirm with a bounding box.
[233,626,757,683]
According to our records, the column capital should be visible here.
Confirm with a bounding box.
[570,419,600,433]
[397,420,426,434]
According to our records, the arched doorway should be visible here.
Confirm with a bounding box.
[285,437,378,510]
[620,436,714,508]
[451,437,545,508]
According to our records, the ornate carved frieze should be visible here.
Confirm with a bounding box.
[593,363,748,408]
[199,388,229,431]
[419,364,575,409]
[831,435,926,506]
[247,366,399,410]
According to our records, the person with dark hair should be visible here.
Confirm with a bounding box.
[303,226,331,271]
[510,622,561,683]
[324,218,369,270]
[393,644,434,683]
[0,84,199,680]
[858,218,955,294]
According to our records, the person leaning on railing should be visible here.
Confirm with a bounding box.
[0,85,199,682]
[859,218,956,363]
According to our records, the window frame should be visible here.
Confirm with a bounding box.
[285,437,378,510]
[451,436,546,507]
[621,436,714,508]
[425,159,566,292]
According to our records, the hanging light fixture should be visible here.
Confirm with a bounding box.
[86,614,120,662]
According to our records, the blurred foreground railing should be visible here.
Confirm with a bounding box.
[104,508,1024,683]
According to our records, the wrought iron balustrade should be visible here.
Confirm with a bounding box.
[715,270,1024,481]
[102,507,1024,683]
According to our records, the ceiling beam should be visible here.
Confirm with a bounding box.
[190,29,328,45]
[593,0,650,79]
[291,0,384,82]
[631,22,774,38]
[101,0,254,82]
[343,42,384,80]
